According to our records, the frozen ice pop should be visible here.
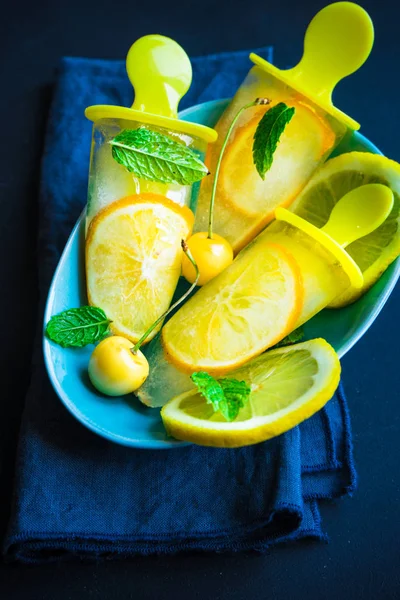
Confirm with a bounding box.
[84,35,217,343]
[194,2,374,252]
[268,184,393,327]
[138,183,393,407]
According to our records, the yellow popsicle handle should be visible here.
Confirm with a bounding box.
[321,184,394,247]
[275,207,363,288]
[284,2,374,107]
[126,34,192,119]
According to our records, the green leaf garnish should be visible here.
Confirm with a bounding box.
[218,379,251,421]
[191,372,251,422]
[273,327,305,349]
[45,307,111,348]
[110,128,209,186]
[252,102,295,179]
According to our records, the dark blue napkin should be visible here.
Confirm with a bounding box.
[4,47,356,563]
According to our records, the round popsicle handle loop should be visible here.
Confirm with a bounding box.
[285,2,374,107]
[126,34,192,119]
[321,184,394,247]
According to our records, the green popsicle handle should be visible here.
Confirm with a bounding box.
[250,2,374,129]
[126,34,192,119]
[285,2,374,109]
[275,183,393,290]
[85,34,217,143]
[321,184,394,247]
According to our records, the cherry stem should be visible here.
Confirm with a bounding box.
[131,240,200,354]
[207,97,271,240]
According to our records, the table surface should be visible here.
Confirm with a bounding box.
[1,0,400,597]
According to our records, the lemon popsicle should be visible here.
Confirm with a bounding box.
[137,183,393,407]
[266,184,393,327]
[84,35,217,343]
[194,2,374,253]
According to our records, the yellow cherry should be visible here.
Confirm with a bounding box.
[182,231,234,286]
[182,101,267,286]
[88,336,149,396]
[88,241,200,397]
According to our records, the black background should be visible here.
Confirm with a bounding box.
[1,0,400,598]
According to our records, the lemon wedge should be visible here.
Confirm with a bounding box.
[86,194,194,343]
[290,152,400,307]
[161,338,340,447]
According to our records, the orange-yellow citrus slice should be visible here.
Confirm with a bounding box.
[219,100,335,219]
[161,338,340,448]
[162,241,303,373]
[86,194,194,343]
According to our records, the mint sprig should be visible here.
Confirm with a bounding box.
[110,128,209,186]
[272,327,305,349]
[191,372,251,422]
[253,102,295,179]
[45,306,111,348]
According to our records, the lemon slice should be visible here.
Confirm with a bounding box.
[161,338,340,447]
[194,100,335,253]
[290,152,400,307]
[86,194,194,343]
[220,101,335,217]
[162,241,303,373]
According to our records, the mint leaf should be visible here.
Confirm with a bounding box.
[218,378,251,421]
[191,372,251,422]
[45,306,111,348]
[252,102,295,179]
[190,372,225,410]
[273,327,305,349]
[110,128,209,186]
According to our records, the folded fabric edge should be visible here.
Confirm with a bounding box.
[4,507,329,564]
[336,383,357,496]
[303,384,357,503]
[301,383,357,502]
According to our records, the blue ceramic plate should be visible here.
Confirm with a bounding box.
[43,99,400,449]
